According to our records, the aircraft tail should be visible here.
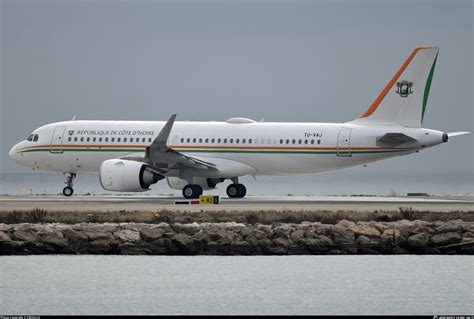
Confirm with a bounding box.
[352,47,439,127]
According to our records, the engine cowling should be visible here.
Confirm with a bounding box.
[99,159,163,192]
[166,177,222,190]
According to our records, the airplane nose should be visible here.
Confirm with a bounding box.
[9,145,17,160]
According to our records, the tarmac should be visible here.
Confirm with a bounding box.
[0,195,473,212]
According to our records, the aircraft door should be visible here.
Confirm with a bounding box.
[337,128,352,157]
[50,126,66,153]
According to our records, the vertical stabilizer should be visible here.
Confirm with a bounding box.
[352,47,439,127]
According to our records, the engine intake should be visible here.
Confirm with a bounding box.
[99,159,163,192]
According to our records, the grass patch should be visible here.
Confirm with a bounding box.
[0,208,472,225]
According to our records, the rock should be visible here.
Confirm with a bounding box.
[0,231,11,241]
[11,230,36,242]
[40,233,69,249]
[273,237,293,248]
[431,232,462,247]
[63,228,88,243]
[84,231,113,241]
[87,239,115,254]
[331,226,355,245]
[140,227,166,241]
[350,225,381,238]
[381,229,401,241]
[171,223,201,235]
[0,240,28,254]
[290,229,305,243]
[253,229,267,240]
[119,243,150,255]
[114,230,141,242]
[230,241,252,255]
[435,223,461,234]
[407,232,430,248]
[256,224,272,236]
[273,224,294,238]
[0,224,12,231]
[336,220,355,228]
[288,244,306,255]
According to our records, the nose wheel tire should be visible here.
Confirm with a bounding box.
[227,184,246,198]
[63,186,74,197]
[182,184,203,199]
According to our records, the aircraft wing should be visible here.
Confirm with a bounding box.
[122,114,217,172]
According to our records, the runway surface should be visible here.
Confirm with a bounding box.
[0,195,473,212]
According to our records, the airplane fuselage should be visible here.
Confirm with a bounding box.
[9,119,445,177]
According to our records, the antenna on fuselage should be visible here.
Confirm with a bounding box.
[71,115,77,121]
[260,116,265,122]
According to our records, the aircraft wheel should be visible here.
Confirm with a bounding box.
[237,184,247,198]
[63,186,74,197]
[227,184,243,198]
[183,184,202,199]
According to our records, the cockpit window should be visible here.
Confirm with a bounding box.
[26,134,39,142]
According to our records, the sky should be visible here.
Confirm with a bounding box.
[0,0,472,188]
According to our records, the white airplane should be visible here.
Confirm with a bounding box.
[8,47,470,199]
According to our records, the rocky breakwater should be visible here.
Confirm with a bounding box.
[0,219,473,255]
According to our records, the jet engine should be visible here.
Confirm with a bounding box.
[166,177,223,190]
[99,159,164,192]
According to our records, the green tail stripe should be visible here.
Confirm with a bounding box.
[422,52,438,123]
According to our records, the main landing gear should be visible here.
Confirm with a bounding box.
[182,184,203,199]
[226,183,246,198]
[226,177,246,198]
[63,173,76,197]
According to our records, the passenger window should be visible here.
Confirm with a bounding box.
[193,138,196,143]
[111,137,115,142]
[317,140,321,144]
[250,139,254,144]
[80,137,84,142]
[218,138,221,143]
[205,138,209,143]
[148,138,152,143]
[99,137,102,142]
[261,139,265,144]
[199,138,202,143]
[311,140,314,144]
[124,138,127,142]
[187,138,190,143]
[135,138,139,143]
[230,138,233,143]
[236,139,239,144]
[224,138,227,143]
[304,140,308,144]
[74,137,78,142]
[68,137,72,142]
[211,138,215,143]
[242,139,246,144]
[93,137,96,142]
[142,138,146,143]
[87,137,90,142]
[286,139,290,144]
[105,137,108,142]
[292,139,295,144]
[118,138,121,142]
[298,139,302,144]
[280,139,283,144]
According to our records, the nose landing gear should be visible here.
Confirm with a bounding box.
[63,173,76,196]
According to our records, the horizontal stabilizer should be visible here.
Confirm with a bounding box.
[377,133,417,145]
[447,131,471,138]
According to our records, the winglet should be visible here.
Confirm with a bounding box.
[149,114,177,152]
